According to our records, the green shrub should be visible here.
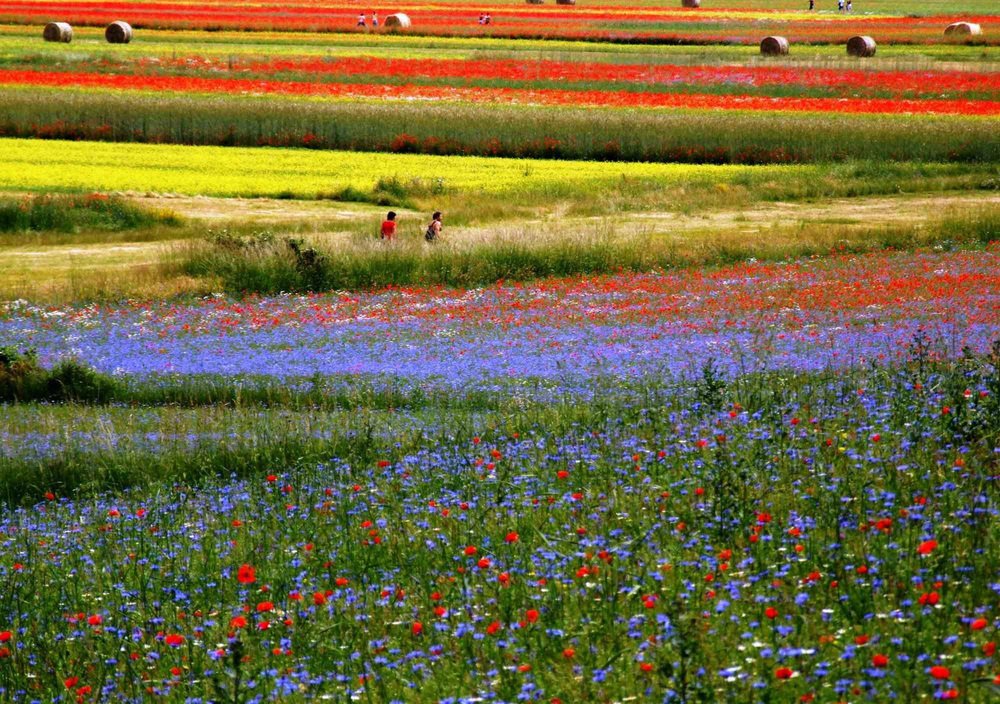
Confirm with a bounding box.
[0,348,121,403]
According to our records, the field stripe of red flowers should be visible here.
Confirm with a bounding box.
[2,68,996,116]
[0,0,996,42]
[85,54,1000,98]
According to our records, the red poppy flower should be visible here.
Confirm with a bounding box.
[237,564,256,584]
[774,667,794,679]
[917,540,938,555]
[872,654,889,668]
[929,665,951,680]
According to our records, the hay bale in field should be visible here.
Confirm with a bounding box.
[681,0,701,7]
[944,22,982,37]
[42,22,73,43]
[383,13,411,29]
[759,36,789,56]
[556,0,576,5]
[526,0,544,4]
[105,20,133,44]
[846,35,876,57]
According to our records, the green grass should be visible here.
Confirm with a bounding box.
[0,193,180,235]
[179,204,1000,294]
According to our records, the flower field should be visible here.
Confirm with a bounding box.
[0,22,997,162]
[1,0,999,701]
[0,137,797,197]
[6,249,1000,387]
[1,249,999,702]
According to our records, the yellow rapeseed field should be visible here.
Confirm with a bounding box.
[0,138,803,198]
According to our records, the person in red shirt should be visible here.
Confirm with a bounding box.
[380,211,397,241]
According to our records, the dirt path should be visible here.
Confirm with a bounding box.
[616,192,1000,236]
[130,194,393,224]
[2,190,995,302]
[133,190,998,234]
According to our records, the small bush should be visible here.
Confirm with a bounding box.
[0,347,120,403]
[39,359,119,403]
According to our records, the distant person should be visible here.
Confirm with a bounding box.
[425,211,442,242]
[846,0,852,10]
[381,211,397,241]
[357,12,367,27]
[478,12,486,24]
[372,12,379,27]
[837,0,844,11]
[808,0,814,10]
[484,13,492,24]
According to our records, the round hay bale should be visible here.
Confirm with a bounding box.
[759,36,789,56]
[944,22,982,37]
[681,0,700,7]
[43,21,73,42]
[383,13,411,29]
[526,0,544,4]
[846,35,876,57]
[556,0,576,5]
[105,20,133,44]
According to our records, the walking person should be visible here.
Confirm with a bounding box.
[380,211,397,241]
[425,211,442,242]
[371,11,379,27]
[846,0,852,11]
[357,12,367,27]
[808,0,814,10]
[837,0,844,11]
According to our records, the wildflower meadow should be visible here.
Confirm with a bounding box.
[0,0,998,701]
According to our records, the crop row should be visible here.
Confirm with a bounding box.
[7,248,1000,388]
[0,1,995,42]
[4,91,998,165]
[0,136,808,199]
[5,53,998,101]
[5,68,996,116]
[2,24,991,62]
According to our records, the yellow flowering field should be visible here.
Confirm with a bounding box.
[0,137,803,198]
